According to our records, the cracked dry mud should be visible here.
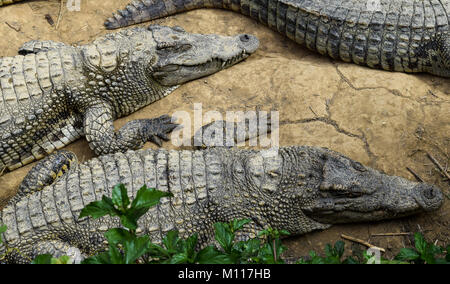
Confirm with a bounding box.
[0,0,448,259]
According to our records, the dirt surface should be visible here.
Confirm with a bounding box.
[0,0,448,259]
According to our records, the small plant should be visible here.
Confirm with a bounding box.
[79,184,172,264]
[77,184,289,264]
[393,232,450,264]
[297,233,450,264]
[145,230,231,264]
[297,240,359,264]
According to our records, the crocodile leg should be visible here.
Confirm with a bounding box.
[18,40,68,55]
[84,102,179,155]
[7,150,77,205]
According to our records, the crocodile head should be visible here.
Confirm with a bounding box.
[421,32,450,78]
[148,25,259,85]
[301,149,443,224]
[259,147,444,235]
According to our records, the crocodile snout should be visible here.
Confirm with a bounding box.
[237,34,259,54]
[414,183,444,212]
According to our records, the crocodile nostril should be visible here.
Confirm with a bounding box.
[240,34,250,42]
[413,183,443,212]
[422,186,435,200]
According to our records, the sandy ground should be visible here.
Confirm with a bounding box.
[0,0,448,259]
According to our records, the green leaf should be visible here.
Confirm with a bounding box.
[324,244,334,258]
[168,253,189,264]
[256,243,276,264]
[81,251,111,264]
[124,186,172,230]
[50,255,72,264]
[230,219,251,232]
[109,244,125,264]
[184,234,199,259]
[214,222,234,253]
[380,259,410,264]
[414,232,427,255]
[162,230,180,253]
[342,256,360,264]
[446,245,450,262]
[310,256,326,264]
[431,244,444,255]
[123,235,151,264]
[119,214,139,231]
[435,258,450,264]
[334,241,345,258]
[258,228,270,237]
[239,238,261,257]
[111,184,130,212]
[0,224,6,244]
[423,243,444,264]
[270,238,287,264]
[79,195,119,219]
[104,228,134,245]
[196,246,232,264]
[31,254,53,264]
[147,242,170,259]
[395,248,420,261]
[130,186,172,212]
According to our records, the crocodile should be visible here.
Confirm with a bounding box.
[0,24,258,179]
[105,0,450,77]
[0,143,443,263]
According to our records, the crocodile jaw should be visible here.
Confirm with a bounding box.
[148,25,259,86]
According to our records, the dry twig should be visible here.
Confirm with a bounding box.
[341,234,385,252]
[426,152,450,180]
[406,167,424,182]
[55,0,64,30]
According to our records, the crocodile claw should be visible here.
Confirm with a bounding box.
[146,115,179,147]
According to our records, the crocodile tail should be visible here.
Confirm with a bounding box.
[0,0,25,7]
[105,0,237,29]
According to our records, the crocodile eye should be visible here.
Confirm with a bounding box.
[351,161,367,172]
[172,26,186,33]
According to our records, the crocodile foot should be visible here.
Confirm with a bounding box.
[143,114,180,147]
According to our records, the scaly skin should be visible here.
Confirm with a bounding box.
[0,0,24,6]
[0,25,258,172]
[106,0,450,77]
[0,146,443,263]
